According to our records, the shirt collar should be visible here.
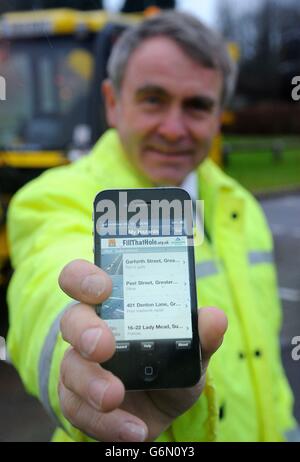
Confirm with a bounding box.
[180,171,198,202]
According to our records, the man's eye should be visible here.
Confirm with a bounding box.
[143,95,161,105]
[190,103,205,111]
[186,99,213,113]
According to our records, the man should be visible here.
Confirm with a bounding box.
[7,11,296,442]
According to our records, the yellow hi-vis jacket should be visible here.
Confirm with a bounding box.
[7,129,296,442]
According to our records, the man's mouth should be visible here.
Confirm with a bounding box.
[140,146,196,183]
[145,146,193,159]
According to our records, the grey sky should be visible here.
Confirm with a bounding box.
[103,0,267,29]
[177,0,217,25]
[104,0,217,26]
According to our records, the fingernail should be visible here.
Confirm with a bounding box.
[88,379,109,410]
[119,422,146,442]
[81,274,104,298]
[80,327,102,356]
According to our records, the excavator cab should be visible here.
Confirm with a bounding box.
[0,9,131,287]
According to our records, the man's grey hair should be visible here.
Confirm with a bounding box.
[107,11,237,107]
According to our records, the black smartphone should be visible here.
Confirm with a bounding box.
[93,188,201,390]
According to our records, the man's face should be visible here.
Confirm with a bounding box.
[103,36,223,185]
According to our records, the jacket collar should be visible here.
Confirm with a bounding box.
[90,129,153,189]
[91,128,237,208]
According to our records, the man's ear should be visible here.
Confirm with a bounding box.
[102,79,118,127]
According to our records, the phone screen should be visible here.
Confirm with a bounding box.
[94,188,200,389]
[99,236,192,345]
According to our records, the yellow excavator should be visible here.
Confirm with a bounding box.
[0,8,141,285]
[0,8,238,288]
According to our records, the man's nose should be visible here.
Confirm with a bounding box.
[157,107,187,141]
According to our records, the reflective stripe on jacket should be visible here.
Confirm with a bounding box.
[7,129,296,442]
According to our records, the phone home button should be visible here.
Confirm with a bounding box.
[140,363,158,382]
[145,366,154,376]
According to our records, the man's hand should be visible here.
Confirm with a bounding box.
[58,259,227,442]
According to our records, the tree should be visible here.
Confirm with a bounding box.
[217,0,300,102]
